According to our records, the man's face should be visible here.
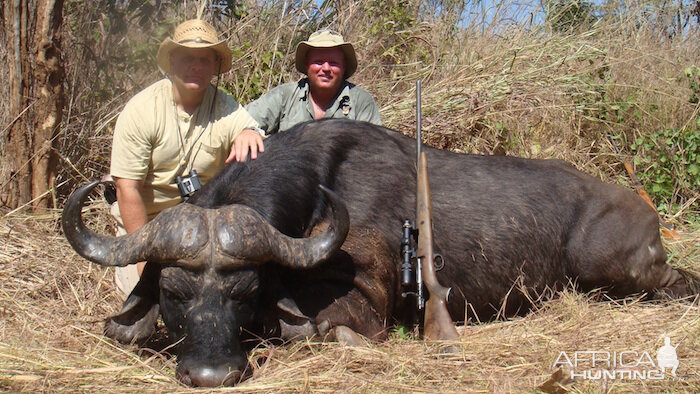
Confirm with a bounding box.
[306,47,346,94]
[169,47,218,96]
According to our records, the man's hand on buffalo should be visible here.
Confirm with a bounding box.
[226,128,265,163]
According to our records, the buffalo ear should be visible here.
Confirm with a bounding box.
[104,263,161,345]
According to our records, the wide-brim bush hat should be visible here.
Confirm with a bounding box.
[157,19,232,75]
[295,29,357,78]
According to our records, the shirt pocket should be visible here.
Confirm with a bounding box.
[193,141,224,180]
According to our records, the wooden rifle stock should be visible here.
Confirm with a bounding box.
[416,152,459,341]
[607,136,680,240]
[621,160,680,240]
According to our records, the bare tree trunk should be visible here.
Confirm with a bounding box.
[32,0,65,209]
[2,0,32,209]
[1,0,64,210]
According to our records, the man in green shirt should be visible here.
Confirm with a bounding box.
[246,29,382,135]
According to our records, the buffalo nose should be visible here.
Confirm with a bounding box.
[178,364,243,387]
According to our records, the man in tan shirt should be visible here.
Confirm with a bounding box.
[110,19,264,296]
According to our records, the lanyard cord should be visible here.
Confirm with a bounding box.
[174,101,208,175]
[172,61,221,177]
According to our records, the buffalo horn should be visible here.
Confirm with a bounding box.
[216,185,349,269]
[62,180,149,266]
[62,180,207,268]
[270,185,350,268]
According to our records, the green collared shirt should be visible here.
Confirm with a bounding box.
[246,78,382,135]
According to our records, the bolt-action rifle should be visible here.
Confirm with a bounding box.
[401,81,459,341]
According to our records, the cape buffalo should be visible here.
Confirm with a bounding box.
[62,119,694,387]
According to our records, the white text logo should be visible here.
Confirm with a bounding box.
[552,336,680,381]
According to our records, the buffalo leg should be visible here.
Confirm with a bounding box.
[315,287,388,340]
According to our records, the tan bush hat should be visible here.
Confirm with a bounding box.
[295,29,357,78]
[157,19,232,75]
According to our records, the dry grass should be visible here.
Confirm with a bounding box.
[0,204,698,392]
[2,0,699,392]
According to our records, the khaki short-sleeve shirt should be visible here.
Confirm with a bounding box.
[110,78,259,217]
[245,78,381,135]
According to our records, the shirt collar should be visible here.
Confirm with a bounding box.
[298,78,351,102]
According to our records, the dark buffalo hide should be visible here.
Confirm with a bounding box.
[63,119,695,387]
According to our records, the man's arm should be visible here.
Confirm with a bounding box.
[115,177,147,274]
[353,88,382,126]
[246,84,292,135]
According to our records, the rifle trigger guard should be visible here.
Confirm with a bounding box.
[433,254,445,271]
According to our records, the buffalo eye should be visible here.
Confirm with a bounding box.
[223,270,259,302]
[161,286,190,302]
[227,283,258,304]
[159,268,196,302]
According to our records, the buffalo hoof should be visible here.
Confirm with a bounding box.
[330,325,366,346]
[103,300,159,345]
[279,319,317,339]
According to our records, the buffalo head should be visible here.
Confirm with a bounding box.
[62,180,350,386]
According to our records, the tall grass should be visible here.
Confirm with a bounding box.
[29,0,696,221]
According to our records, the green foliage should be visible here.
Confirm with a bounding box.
[573,60,699,221]
[225,44,286,103]
[629,126,700,215]
[595,93,644,127]
[569,56,698,220]
[366,0,415,36]
[211,0,248,20]
[683,65,700,104]
[545,0,597,32]
[363,0,418,64]
[391,325,416,340]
